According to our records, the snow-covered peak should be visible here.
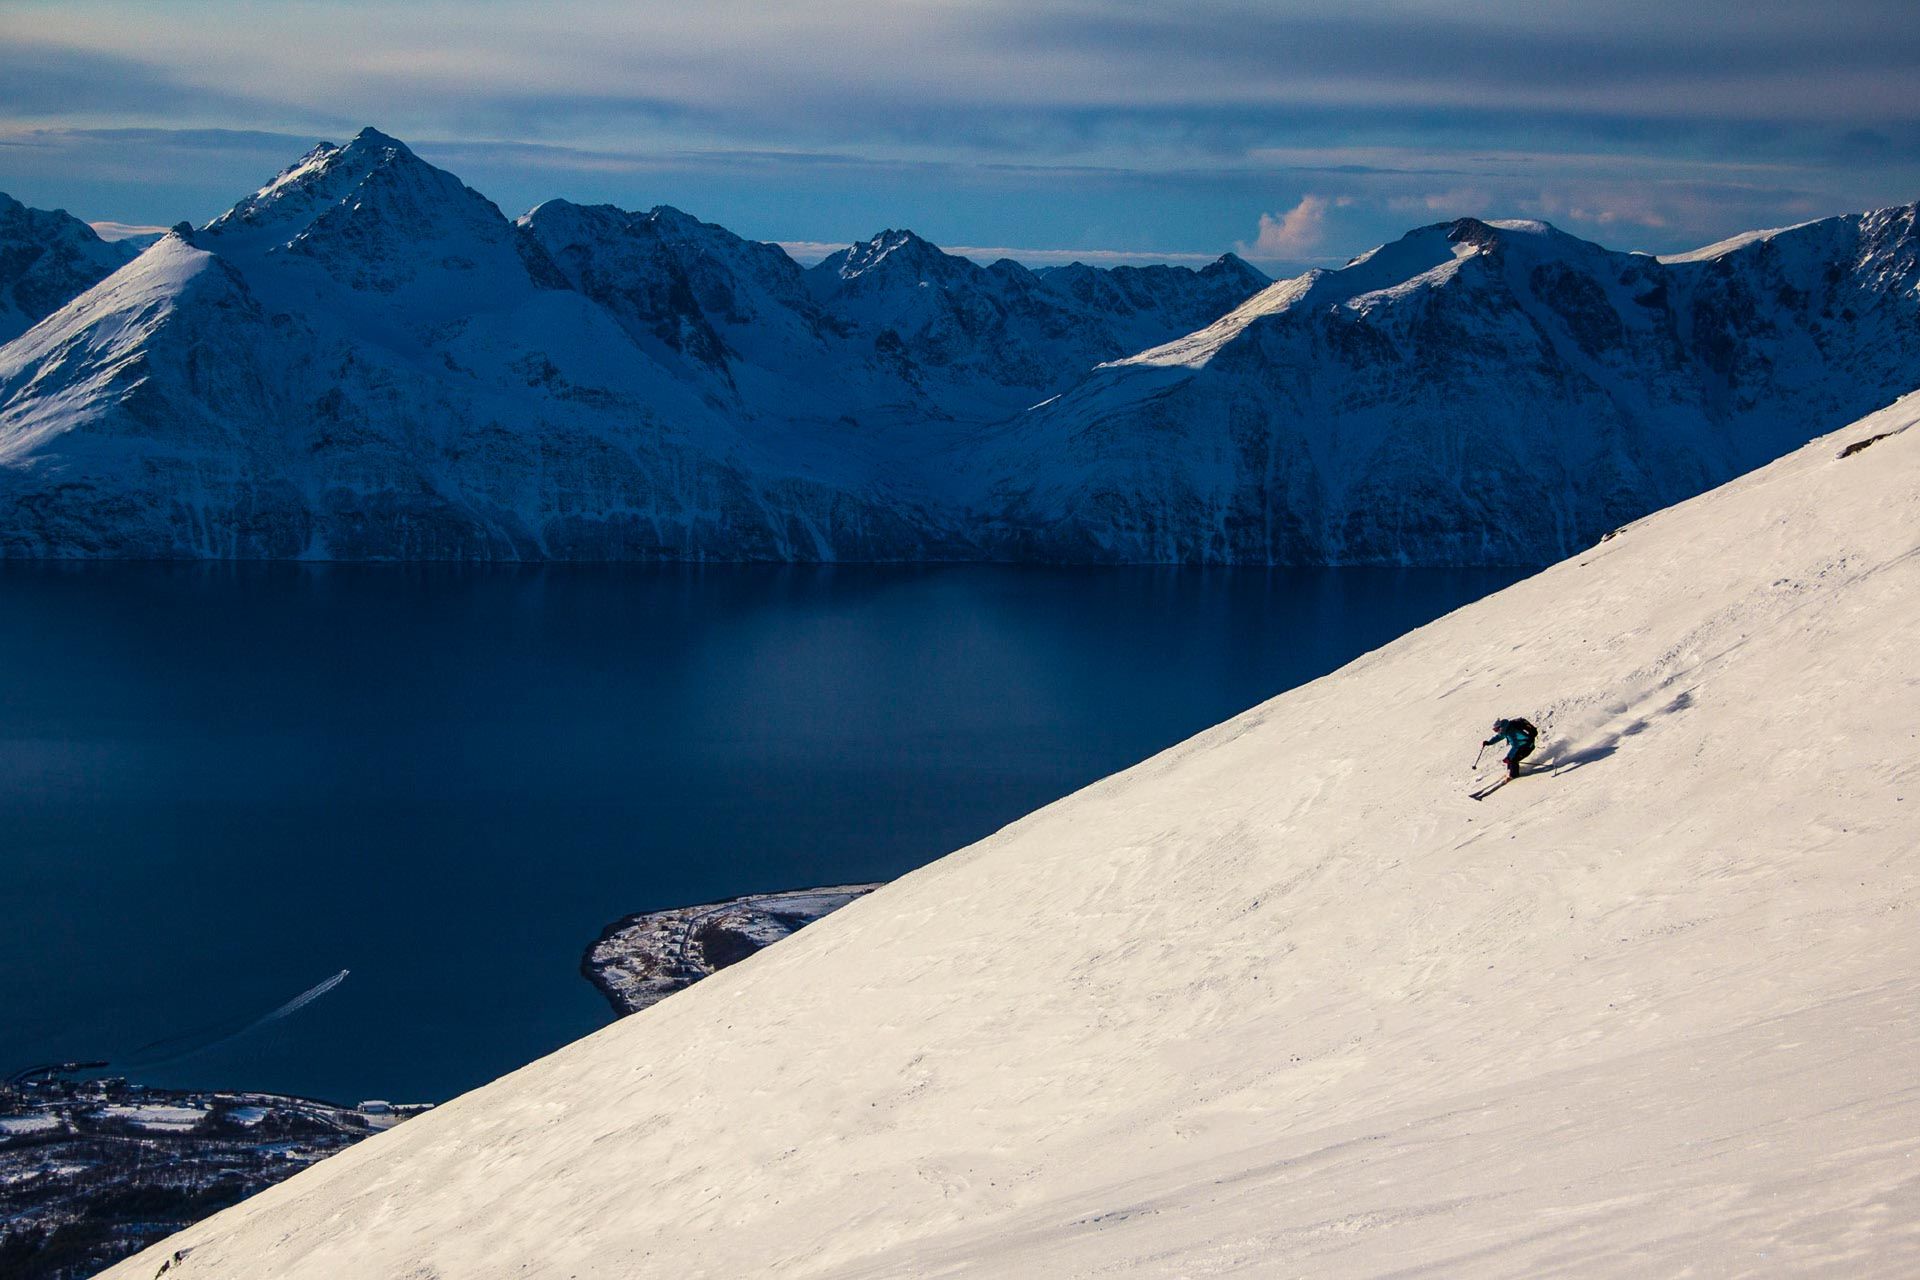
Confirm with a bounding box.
[514,198,635,255]
[639,204,711,238]
[1484,217,1553,234]
[200,126,566,322]
[9,132,1913,571]
[1103,218,1618,372]
[206,129,423,242]
[841,227,927,272]
[1196,250,1267,290]
[814,228,962,286]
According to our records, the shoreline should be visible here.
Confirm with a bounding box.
[5,879,886,1279]
[582,883,885,1017]
[0,1070,431,1280]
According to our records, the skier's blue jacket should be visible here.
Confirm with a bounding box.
[1484,719,1537,751]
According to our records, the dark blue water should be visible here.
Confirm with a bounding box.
[0,564,1520,1103]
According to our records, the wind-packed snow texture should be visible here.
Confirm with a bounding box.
[2,131,1917,563]
[100,392,1920,1276]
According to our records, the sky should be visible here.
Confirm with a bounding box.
[2,0,1918,271]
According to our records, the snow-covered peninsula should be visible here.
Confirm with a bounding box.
[98,390,1920,1276]
[583,885,883,1017]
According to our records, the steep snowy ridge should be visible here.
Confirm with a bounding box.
[973,206,1920,564]
[0,231,233,470]
[0,192,137,344]
[102,392,1920,1277]
[1105,268,1323,370]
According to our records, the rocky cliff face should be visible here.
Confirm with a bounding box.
[522,207,1269,425]
[0,193,137,344]
[1,130,1915,563]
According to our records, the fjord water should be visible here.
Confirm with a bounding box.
[0,564,1520,1104]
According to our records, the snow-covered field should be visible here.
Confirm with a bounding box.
[98,1104,209,1131]
[102,390,1920,1276]
[0,1115,62,1136]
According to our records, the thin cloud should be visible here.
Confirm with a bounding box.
[777,240,1227,268]
[0,38,327,127]
[88,220,168,240]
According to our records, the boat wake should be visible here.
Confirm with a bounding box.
[121,970,350,1069]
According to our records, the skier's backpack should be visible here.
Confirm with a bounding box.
[1512,717,1539,741]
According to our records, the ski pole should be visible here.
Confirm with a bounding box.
[1472,743,1486,770]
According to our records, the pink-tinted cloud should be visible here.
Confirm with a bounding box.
[1239,194,1363,260]
[1245,195,1332,257]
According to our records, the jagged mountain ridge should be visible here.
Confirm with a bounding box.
[0,134,920,559]
[520,204,1268,426]
[1,128,1916,563]
[0,192,137,344]
[967,208,1920,562]
[0,130,1267,558]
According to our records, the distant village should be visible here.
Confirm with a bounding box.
[4,882,871,1279]
[0,1062,429,1280]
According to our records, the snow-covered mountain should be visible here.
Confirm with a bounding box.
[801,228,1268,413]
[2,130,1916,563]
[0,192,137,344]
[0,130,1266,559]
[966,209,1920,563]
[100,391,1920,1277]
[520,199,820,390]
[520,204,1267,424]
[0,132,945,559]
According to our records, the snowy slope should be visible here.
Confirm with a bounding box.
[0,192,136,344]
[102,390,1920,1277]
[969,207,1920,563]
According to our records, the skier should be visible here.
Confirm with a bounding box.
[1483,717,1539,779]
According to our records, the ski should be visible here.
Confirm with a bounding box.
[1469,776,1509,801]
